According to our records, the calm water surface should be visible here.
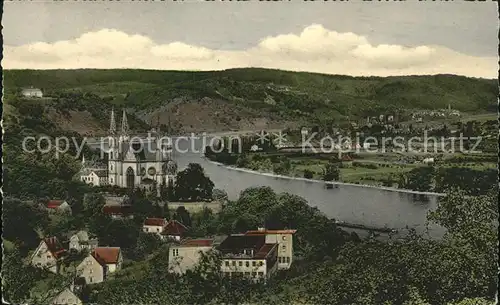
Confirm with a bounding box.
[89,136,445,238]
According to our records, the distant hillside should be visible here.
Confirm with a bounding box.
[3,68,497,133]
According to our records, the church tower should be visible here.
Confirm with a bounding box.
[107,108,119,187]
[120,109,130,143]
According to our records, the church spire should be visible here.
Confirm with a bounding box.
[121,109,129,135]
[110,108,116,135]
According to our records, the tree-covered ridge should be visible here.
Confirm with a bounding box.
[4,69,497,119]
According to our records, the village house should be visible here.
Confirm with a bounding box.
[167,201,222,213]
[244,229,296,270]
[80,168,109,187]
[218,234,279,281]
[103,194,131,206]
[168,239,214,274]
[102,205,134,220]
[69,230,99,252]
[77,247,122,284]
[143,217,167,234]
[51,288,83,305]
[21,87,43,98]
[46,200,72,215]
[31,237,66,274]
[161,220,188,241]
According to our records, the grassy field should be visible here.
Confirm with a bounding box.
[267,151,497,187]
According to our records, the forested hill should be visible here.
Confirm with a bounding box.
[3,68,497,133]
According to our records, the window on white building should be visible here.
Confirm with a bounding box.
[282,245,286,250]
[225,261,229,266]
[173,249,179,257]
[258,272,264,276]
[245,261,250,267]
[232,261,236,266]
[238,261,242,267]
[252,261,256,267]
[282,236,287,240]
[286,257,290,263]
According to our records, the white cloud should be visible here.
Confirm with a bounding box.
[3,24,496,78]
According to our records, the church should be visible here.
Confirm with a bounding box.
[80,109,178,195]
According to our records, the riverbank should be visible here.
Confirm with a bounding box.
[205,158,446,197]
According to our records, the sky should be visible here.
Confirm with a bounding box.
[3,1,498,78]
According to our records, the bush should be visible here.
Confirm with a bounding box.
[303,169,314,179]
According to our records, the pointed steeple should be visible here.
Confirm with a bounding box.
[121,109,129,135]
[110,108,116,135]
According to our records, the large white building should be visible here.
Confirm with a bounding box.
[80,109,178,195]
[21,87,43,98]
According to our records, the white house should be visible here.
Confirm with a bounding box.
[69,231,98,252]
[21,87,43,98]
[217,234,279,282]
[168,239,214,274]
[51,288,83,305]
[143,218,167,234]
[245,229,296,270]
[422,157,435,164]
[31,237,66,274]
[80,169,109,187]
[77,247,122,284]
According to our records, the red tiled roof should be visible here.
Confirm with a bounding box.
[144,218,166,227]
[180,239,213,247]
[92,247,121,265]
[245,229,297,235]
[162,220,188,236]
[102,205,132,215]
[44,237,66,259]
[47,200,65,209]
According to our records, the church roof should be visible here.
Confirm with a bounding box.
[120,141,159,162]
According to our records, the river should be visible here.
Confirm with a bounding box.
[87,136,446,239]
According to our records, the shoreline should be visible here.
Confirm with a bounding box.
[205,158,446,197]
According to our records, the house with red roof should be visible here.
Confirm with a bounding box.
[143,217,167,234]
[31,237,67,273]
[46,200,72,214]
[77,247,122,284]
[102,205,133,219]
[161,220,188,241]
[168,239,214,274]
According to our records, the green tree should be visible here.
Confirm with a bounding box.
[323,163,340,181]
[175,163,214,201]
[303,169,314,179]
